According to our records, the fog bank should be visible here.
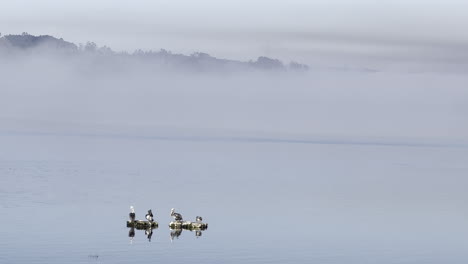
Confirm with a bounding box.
[1,53,467,147]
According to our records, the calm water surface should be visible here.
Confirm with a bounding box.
[1,132,468,263]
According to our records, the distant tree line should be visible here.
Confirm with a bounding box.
[0,33,309,72]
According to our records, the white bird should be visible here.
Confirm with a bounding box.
[129,206,136,222]
[170,208,183,221]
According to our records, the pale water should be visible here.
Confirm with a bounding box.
[1,131,467,264]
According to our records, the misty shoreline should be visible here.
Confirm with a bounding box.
[1,33,467,146]
[0,33,309,73]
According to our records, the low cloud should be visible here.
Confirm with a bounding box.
[1,33,467,147]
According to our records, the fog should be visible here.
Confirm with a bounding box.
[3,0,468,69]
[1,46,467,147]
[2,47,467,218]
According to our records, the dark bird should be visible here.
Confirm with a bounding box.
[146,209,154,222]
[170,208,183,221]
[129,206,136,222]
[196,216,203,222]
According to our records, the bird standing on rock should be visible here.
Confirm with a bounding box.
[146,209,154,222]
[129,206,136,222]
[170,208,183,221]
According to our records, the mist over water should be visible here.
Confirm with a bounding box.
[1,52,467,143]
[1,38,468,263]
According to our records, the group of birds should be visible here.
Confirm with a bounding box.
[129,206,203,223]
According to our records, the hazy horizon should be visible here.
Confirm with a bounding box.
[2,0,468,71]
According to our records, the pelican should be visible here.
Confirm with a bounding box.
[196,216,203,222]
[146,209,154,222]
[170,208,183,221]
[129,206,136,222]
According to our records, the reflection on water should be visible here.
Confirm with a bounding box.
[145,227,153,242]
[127,226,158,243]
[126,225,207,243]
[128,227,135,244]
[169,228,206,241]
[170,228,183,241]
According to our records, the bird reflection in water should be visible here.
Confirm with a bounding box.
[127,226,157,243]
[145,227,154,242]
[169,228,205,241]
[128,227,135,244]
[170,228,183,242]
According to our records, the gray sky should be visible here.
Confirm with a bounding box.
[2,0,468,66]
